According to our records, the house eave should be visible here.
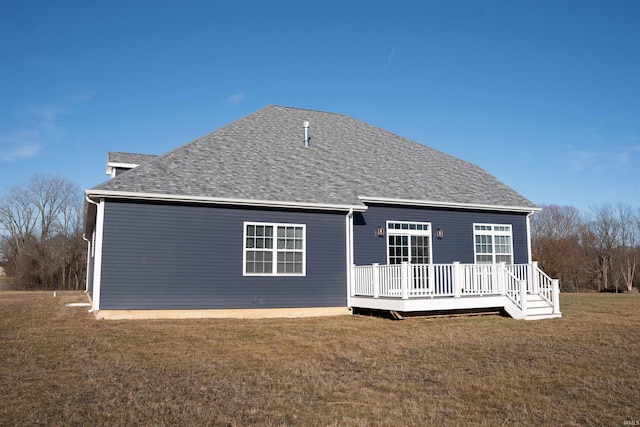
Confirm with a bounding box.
[85,189,367,212]
[105,162,140,175]
[358,196,540,213]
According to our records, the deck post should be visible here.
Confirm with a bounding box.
[519,280,527,316]
[350,264,354,297]
[552,279,560,314]
[530,261,539,294]
[401,262,409,300]
[453,262,461,298]
[372,263,380,299]
[498,262,506,295]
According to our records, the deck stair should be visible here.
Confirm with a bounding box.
[522,293,561,320]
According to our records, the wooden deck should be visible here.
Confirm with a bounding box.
[349,262,561,320]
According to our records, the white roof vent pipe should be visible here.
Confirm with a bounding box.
[303,120,310,148]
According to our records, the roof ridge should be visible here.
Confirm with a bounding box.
[269,104,348,117]
[108,151,158,156]
[268,105,460,162]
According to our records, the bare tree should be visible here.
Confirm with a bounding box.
[589,204,621,291]
[0,183,36,272]
[0,174,85,290]
[578,223,601,291]
[616,204,638,292]
[531,205,583,291]
[56,195,86,290]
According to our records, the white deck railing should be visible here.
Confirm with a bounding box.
[351,262,560,314]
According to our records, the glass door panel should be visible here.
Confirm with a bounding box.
[411,236,430,264]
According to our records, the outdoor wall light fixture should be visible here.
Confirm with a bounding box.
[376,225,385,237]
[436,228,444,239]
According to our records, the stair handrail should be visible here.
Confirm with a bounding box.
[534,264,561,315]
[500,264,526,311]
[535,265,555,305]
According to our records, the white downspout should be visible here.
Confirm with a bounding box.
[525,210,535,264]
[345,209,354,309]
[81,233,91,293]
[84,194,98,297]
[85,195,104,313]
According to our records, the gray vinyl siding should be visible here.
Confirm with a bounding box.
[114,167,131,176]
[98,200,347,310]
[353,204,530,266]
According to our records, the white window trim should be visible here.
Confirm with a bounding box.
[243,221,306,277]
[385,220,433,265]
[473,223,514,264]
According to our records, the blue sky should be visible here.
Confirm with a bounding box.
[1,0,638,212]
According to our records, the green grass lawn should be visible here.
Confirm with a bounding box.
[1,291,638,426]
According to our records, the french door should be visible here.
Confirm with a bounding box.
[388,235,431,265]
[387,221,432,265]
[386,221,432,295]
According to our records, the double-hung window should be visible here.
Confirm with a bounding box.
[473,224,513,264]
[244,222,306,276]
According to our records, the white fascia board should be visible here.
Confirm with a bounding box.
[105,162,140,176]
[358,196,540,214]
[107,162,140,169]
[85,189,367,212]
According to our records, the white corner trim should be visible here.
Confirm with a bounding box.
[345,209,354,308]
[91,199,105,312]
[358,196,540,213]
[85,189,367,212]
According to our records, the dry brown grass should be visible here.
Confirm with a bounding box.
[1,291,638,426]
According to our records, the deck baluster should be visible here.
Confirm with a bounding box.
[372,263,379,299]
[453,262,461,298]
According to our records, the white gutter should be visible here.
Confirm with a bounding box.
[358,195,540,214]
[86,189,367,212]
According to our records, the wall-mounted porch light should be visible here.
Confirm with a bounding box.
[376,225,385,237]
[436,228,444,239]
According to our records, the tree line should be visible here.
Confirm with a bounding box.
[1,174,638,292]
[0,174,86,290]
[531,204,640,292]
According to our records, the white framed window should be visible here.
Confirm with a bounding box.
[473,224,513,264]
[243,222,306,276]
[386,221,432,265]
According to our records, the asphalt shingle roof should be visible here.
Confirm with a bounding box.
[107,152,158,165]
[91,105,536,210]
